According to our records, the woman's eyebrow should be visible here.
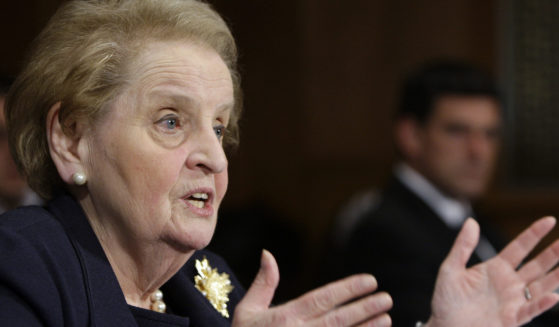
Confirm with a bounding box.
[146,89,233,113]
[146,89,196,107]
[216,101,234,115]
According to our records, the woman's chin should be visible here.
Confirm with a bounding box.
[163,224,216,253]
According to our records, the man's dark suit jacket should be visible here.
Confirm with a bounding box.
[338,176,506,327]
[0,194,245,326]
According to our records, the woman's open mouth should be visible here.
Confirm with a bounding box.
[186,192,209,209]
[182,189,214,217]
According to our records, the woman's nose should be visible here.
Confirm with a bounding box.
[185,127,228,174]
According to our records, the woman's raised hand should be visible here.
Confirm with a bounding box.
[427,217,559,327]
[232,250,392,327]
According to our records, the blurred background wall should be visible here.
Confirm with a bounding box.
[2,0,558,299]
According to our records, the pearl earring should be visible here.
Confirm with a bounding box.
[72,172,87,185]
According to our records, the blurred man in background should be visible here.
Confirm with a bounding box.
[0,75,41,212]
[337,60,506,325]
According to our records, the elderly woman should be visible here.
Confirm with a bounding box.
[1,0,559,326]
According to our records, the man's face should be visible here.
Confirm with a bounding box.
[0,96,27,205]
[412,95,501,200]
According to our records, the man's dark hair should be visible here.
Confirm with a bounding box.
[397,60,500,123]
[0,75,14,95]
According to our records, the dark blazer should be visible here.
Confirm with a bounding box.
[0,194,245,327]
[338,176,506,327]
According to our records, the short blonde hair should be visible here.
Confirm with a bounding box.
[6,0,241,200]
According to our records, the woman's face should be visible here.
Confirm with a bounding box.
[82,41,233,252]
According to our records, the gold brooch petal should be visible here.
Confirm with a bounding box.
[194,257,234,318]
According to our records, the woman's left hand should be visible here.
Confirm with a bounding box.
[232,250,392,327]
[426,216,559,327]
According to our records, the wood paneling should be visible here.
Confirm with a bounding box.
[6,0,557,298]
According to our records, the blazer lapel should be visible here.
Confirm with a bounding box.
[48,194,137,327]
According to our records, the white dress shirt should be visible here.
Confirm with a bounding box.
[395,163,497,260]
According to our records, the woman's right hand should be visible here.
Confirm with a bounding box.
[232,250,392,327]
[426,217,559,327]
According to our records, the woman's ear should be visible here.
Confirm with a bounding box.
[46,102,87,185]
[394,117,423,160]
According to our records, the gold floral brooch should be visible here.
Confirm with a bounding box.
[194,257,234,318]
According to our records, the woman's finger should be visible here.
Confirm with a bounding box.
[499,217,556,269]
[354,313,392,327]
[518,239,559,283]
[309,292,392,327]
[440,218,479,271]
[516,293,559,325]
[236,250,279,313]
[526,267,559,302]
[289,274,378,319]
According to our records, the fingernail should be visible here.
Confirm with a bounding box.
[381,293,393,308]
[261,249,269,266]
[378,314,391,326]
[361,274,377,289]
[369,293,391,308]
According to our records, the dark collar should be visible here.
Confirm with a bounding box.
[47,194,146,326]
[46,194,242,326]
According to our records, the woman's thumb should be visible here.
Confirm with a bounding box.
[237,249,280,312]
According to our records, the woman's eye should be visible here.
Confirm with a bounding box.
[165,118,177,130]
[213,125,225,140]
[156,115,181,131]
